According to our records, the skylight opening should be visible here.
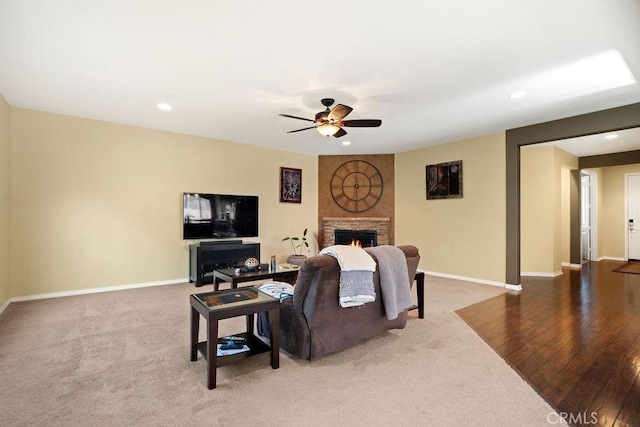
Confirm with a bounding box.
[503,50,636,103]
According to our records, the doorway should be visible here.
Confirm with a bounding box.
[626,173,640,260]
[506,102,640,287]
[581,171,597,262]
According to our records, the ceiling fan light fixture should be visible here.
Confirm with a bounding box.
[315,111,329,122]
[317,123,341,136]
[281,98,380,138]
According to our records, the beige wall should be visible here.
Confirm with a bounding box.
[521,146,577,275]
[554,147,579,268]
[0,94,10,307]
[521,146,555,274]
[395,133,506,284]
[10,108,318,297]
[601,164,640,259]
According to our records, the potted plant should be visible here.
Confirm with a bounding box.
[282,228,309,265]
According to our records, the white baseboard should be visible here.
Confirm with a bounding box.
[424,270,507,288]
[505,283,523,291]
[7,278,189,304]
[561,262,582,269]
[0,298,10,316]
[599,256,627,262]
[521,271,563,277]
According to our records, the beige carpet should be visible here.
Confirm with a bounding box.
[0,276,557,426]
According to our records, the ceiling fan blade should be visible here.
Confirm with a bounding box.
[328,104,353,122]
[287,126,317,133]
[340,119,382,128]
[279,114,315,123]
[333,128,348,138]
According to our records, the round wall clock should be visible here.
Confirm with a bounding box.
[330,160,383,213]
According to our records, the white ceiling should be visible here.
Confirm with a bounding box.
[541,127,640,157]
[1,0,639,156]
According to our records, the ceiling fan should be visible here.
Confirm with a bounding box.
[279,98,382,138]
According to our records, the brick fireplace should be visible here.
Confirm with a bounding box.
[322,217,391,248]
[334,229,378,247]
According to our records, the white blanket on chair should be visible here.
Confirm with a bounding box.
[319,245,376,271]
[320,245,376,307]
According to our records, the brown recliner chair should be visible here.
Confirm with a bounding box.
[258,245,420,360]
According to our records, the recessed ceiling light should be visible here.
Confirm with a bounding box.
[342,141,351,146]
[604,134,619,140]
[509,90,527,99]
[157,103,172,111]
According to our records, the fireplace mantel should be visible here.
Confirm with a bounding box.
[322,217,391,247]
[322,217,390,222]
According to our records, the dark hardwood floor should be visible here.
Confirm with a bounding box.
[456,261,640,427]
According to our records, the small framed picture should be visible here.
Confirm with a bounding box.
[426,160,463,199]
[280,167,302,203]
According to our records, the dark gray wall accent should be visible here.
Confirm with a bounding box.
[505,136,521,285]
[507,104,640,146]
[580,150,640,169]
[506,102,640,286]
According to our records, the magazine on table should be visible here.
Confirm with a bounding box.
[216,343,250,356]
[258,281,295,302]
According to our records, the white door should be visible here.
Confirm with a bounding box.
[628,174,640,260]
[581,174,591,260]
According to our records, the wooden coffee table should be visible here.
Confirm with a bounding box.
[190,287,280,389]
[212,265,299,291]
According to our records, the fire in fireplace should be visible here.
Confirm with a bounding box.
[334,230,378,248]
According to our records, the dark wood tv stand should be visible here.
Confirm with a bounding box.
[189,241,260,287]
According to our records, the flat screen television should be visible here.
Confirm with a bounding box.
[183,193,258,240]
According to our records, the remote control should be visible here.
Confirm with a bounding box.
[221,336,245,341]
[220,340,245,350]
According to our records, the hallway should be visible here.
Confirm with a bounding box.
[457,261,640,426]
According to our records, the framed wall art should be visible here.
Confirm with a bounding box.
[280,167,302,203]
[426,160,462,200]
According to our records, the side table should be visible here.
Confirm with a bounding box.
[408,271,425,319]
[190,287,280,389]
[213,265,299,291]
